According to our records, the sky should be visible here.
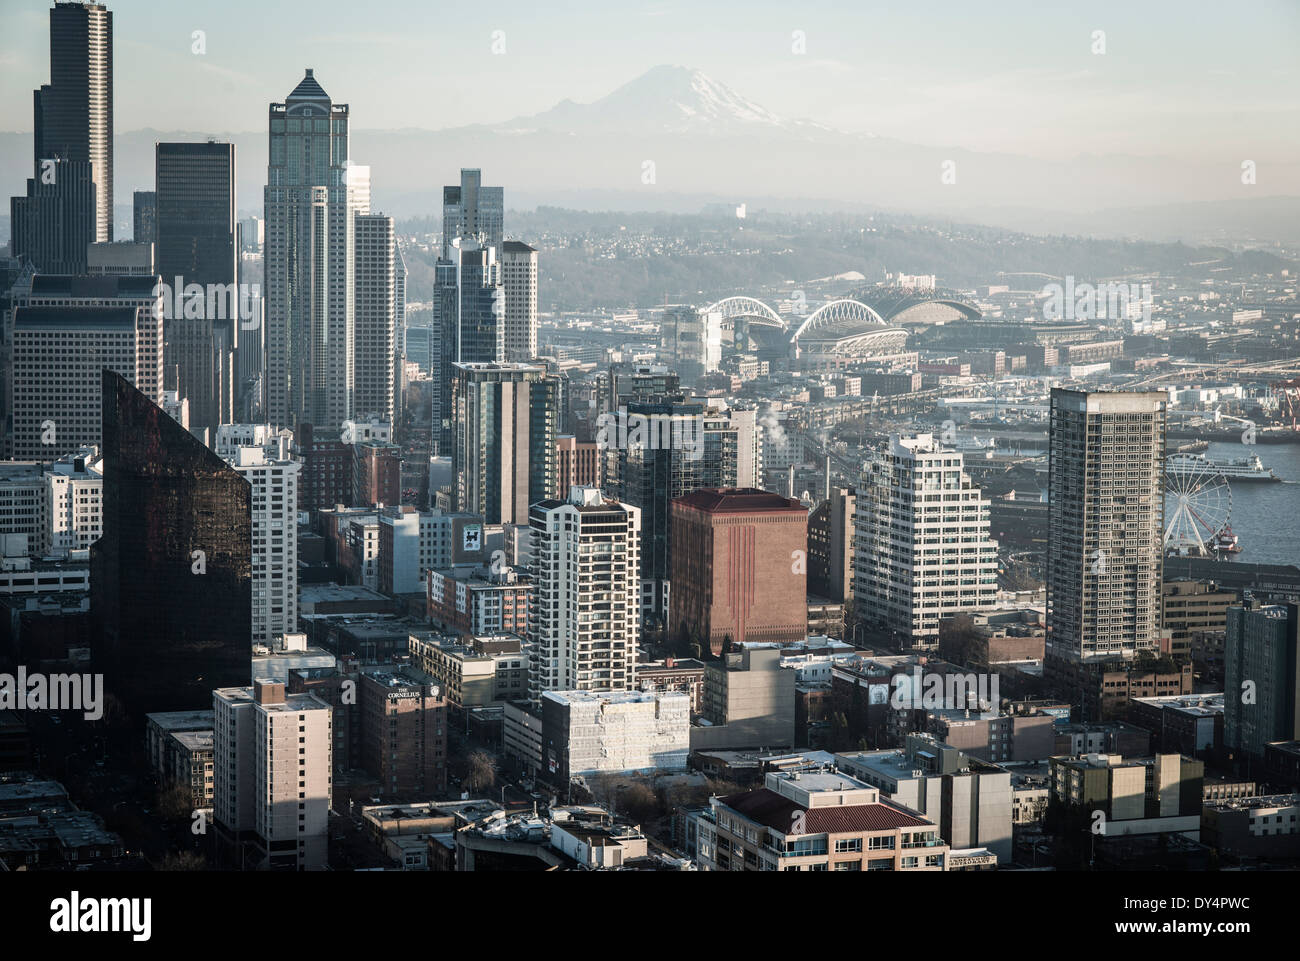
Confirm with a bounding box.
[0,0,1297,162]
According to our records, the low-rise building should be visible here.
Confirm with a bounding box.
[696,766,950,872]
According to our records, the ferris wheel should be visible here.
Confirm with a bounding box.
[1164,457,1232,556]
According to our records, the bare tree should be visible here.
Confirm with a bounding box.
[464,750,498,794]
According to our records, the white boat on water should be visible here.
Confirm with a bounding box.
[1166,452,1280,482]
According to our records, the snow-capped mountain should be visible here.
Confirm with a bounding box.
[498,64,831,137]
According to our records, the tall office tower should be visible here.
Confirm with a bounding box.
[442,168,503,254]
[501,240,537,362]
[853,434,1000,648]
[433,238,502,452]
[450,363,557,525]
[1046,389,1167,662]
[607,400,740,621]
[393,238,407,416]
[353,213,397,425]
[10,157,96,274]
[265,69,369,433]
[727,406,763,488]
[215,425,301,646]
[1224,601,1299,765]
[132,189,156,243]
[808,486,855,602]
[156,141,239,441]
[213,679,332,871]
[234,231,264,422]
[660,305,722,386]
[528,486,641,699]
[34,1,113,243]
[9,275,163,458]
[91,371,251,716]
[669,488,808,657]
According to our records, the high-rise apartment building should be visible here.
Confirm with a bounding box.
[9,274,163,459]
[354,213,398,425]
[528,487,641,699]
[264,69,369,432]
[156,141,238,441]
[669,488,808,656]
[607,400,741,620]
[442,168,503,255]
[555,434,600,501]
[853,434,999,648]
[1046,389,1167,662]
[660,305,722,386]
[92,371,251,715]
[215,425,301,646]
[501,240,537,362]
[41,446,103,558]
[808,486,855,602]
[213,679,331,871]
[434,238,503,452]
[450,363,558,525]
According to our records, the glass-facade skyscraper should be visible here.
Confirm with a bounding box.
[264,69,369,432]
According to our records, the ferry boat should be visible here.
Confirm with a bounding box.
[1166,452,1280,482]
[1208,525,1243,555]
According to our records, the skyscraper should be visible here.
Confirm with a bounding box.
[434,238,503,451]
[1046,389,1167,662]
[215,425,301,646]
[34,0,114,243]
[353,213,397,425]
[1224,601,1299,765]
[442,168,503,254]
[528,487,641,699]
[808,486,855,602]
[91,370,251,716]
[156,141,238,441]
[607,400,741,620]
[450,362,558,525]
[264,69,368,432]
[501,240,538,362]
[853,434,1000,648]
[9,274,163,458]
[10,157,96,274]
[132,189,156,244]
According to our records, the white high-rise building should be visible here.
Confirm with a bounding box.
[528,486,641,699]
[854,433,1000,647]
[213,680,332,871]
[354,213,397,425]
[264,70,369,432]
[217,425,300,645]
[1046,389,1167,662]
[9,275,164,459]
[42,447,103,558]
[501,240,537,362]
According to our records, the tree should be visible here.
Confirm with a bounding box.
[464,750,497,794]
[157,783,193,821]
[160,850,208,871]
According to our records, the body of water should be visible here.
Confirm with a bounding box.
[1194,441,1300,568]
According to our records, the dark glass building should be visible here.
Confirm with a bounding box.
[156,141,238,440]
[91,370,251,719]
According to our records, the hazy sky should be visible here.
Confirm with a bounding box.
[1,0,1297,162]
